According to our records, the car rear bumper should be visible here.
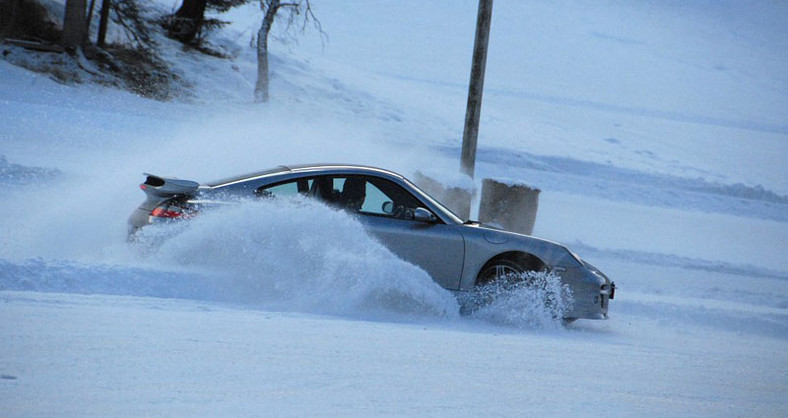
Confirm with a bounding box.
[127,208,152,240]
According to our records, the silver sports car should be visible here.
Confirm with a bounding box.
[128,164,614,320]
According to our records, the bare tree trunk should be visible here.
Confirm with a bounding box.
[0,0,22,41]
[168,0,207,43]
[96,0,111,47]
[62,0,88,51]
[85,0,97,32]
[254,0,280,103]
[254,31,270,102]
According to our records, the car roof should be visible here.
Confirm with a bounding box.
[205,164,405,187]
[284,164,405,178]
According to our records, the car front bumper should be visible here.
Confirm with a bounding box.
[562,264,614,320]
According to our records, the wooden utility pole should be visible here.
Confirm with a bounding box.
[460,0,493,179]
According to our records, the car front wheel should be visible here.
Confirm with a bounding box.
[458,259,529,314]
[476,259,527,288]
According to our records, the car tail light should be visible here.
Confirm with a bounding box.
[149,203,194,220]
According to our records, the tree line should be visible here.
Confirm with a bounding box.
[0,0,322,102]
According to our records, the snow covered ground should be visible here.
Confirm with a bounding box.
[1,0,787,416]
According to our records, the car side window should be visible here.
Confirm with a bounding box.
[360,181,391,215]
[317,175,427,220]
[367,177,428,220]
[260,175,434,222]
[256,178,311,198]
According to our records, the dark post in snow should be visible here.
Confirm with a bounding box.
[460,0,493,179]
[62,0,87,51]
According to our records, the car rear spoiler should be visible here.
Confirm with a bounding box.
[139,173,200,199]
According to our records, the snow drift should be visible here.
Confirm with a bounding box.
[141,197,461,319]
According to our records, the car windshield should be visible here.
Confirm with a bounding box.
[402,178,464,224]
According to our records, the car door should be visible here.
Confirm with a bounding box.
[323,175,466,290]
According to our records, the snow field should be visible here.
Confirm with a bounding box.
[1,290,785,417]
[1,0,787,416]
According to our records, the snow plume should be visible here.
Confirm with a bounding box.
[142,197,460,319]
[461,271,574,330]
[0,155,60,186]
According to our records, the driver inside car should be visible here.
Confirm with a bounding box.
[337,177,366,211]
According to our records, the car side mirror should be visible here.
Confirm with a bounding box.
[413,207,437,223]
[382,201,394,214]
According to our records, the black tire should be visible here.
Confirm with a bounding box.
[476,258,527,288]
[459,259,529,315]
[465,257,567,323]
